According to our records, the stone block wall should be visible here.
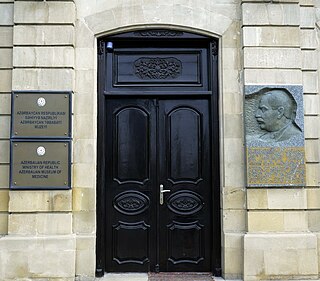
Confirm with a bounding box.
[0,0,319,280]
[242,0,320,279]
[12,1,75,91]
[221,19,246,281]
[0,0,77,280]
[0,0,13,236]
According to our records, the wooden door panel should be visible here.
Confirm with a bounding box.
[168,106,202,183]
[112,221,150,265]
[105,99,157,272]
[114,106,150,184]
[159,99,211,272]
[105,98,212,272]
[167,221,205,265]
[109,48,208,90]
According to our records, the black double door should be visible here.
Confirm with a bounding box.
[105,98,212,272]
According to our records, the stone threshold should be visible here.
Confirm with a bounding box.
[149,272,214,281]
[80,274,230,281]
[83,275,320,281]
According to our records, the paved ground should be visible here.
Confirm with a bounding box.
[82,273,320,281]
[149,272,214,280]
[89,273,216,281]
[84,275,320,281]
[97,273,148,281]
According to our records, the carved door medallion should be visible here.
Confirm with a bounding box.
[96,30,220,275]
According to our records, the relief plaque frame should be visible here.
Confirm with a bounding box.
[245,85,305,187]
[10,140,71,190]
[11,91,72,139]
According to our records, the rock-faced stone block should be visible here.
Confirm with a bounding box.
[245,85,305,187]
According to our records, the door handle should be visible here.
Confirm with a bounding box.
[160,184,171,205]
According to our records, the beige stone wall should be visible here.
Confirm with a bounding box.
[0,0,319,280]
[221,20,245,279]
[0,0,77,280]
[243,0,320,280]
[0,0,13,236]
[0,0,243,279]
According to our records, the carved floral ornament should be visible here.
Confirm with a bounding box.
[134,57,182,80]
[113,191,150,215]
[167,191,204,215]
[134,30,183,37]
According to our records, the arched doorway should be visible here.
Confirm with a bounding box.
[96,29,221,276]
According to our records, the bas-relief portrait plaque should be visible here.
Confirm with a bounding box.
[11,91,71,138]
[245,85,305,187]
[10,141,71,190]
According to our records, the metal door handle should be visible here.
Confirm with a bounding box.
[160,184,171,205]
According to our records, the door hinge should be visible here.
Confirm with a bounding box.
[155,264,160,273]
[152,99,159,108]
[211,41,218,57]
[98,41,105,55]
[214,267,222,276]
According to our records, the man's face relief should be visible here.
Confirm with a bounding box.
[255,95,279,132]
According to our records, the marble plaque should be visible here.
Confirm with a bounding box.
[245,85,305,187]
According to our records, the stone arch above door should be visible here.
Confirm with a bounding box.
[73,2,244,278]
[79,1,237,38]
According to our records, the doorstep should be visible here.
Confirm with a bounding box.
[95,273,148,281]
[149,272,214,280]
[81,275,320,281]
[86,273,224,281]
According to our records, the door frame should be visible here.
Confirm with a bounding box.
[95,29,221,277]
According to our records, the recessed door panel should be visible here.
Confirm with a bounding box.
[167,221,204,265]
[168,107,202,183]
[112,221,150,265]
[111,49,207,89]
[114,107,150,184]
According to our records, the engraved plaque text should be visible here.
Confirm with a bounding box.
[12,92,71,138]
[11,141,71,189]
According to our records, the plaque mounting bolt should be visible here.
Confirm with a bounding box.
[64,182,67,185]
[14,144,17,147]
[15,95,18,98]
[64,144,67,147]
[14,182,16,185]
[65,95,68,98]
[14,132,17,135]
